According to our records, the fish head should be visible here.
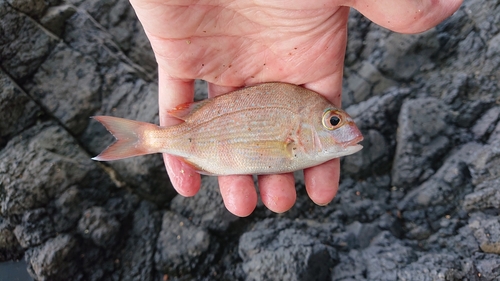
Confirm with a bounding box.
[311,107,364,158]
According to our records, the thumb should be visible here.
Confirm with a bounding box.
[347,0,462,34]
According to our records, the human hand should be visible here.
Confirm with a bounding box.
[129,0,462,216]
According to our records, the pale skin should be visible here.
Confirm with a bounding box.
[129,0,462,217]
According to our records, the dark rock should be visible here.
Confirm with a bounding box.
[0,2,58,80]
[170,176,238,232]
[77,206,120,248]
[26,42,101,134]
[40,4,77,37]
[0,70,42,148]
[468,213,500,255]
[155,211,212,276]
[463,178,500,212]
[0,122,115,216]
[0,218,23,261]
[13,209,55,248]
[471,106,500,141]
[25,234,79,281]
[6,0,49,18]
[343,129,390,176]
[116,201,160,281]
[239,219,338,281]
[469,140,500,185]
[473,253,500,281]
[391,98,455,188]
[397,143,479,240]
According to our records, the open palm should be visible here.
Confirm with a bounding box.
[130,0,461,216]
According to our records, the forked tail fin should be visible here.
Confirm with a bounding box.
[92,116,158,161]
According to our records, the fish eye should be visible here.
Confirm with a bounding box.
[322,110,344,130]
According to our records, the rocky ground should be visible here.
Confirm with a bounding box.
[1,0,499,280]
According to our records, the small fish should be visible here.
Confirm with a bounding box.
[92,83,363,175]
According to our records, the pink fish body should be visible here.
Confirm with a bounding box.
[92,83,363,175]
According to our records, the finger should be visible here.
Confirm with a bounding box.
[303,159,340,205]
[158,67,201,197]
[207,83,239,98]
[303,71,344,205]
[345,0,462,34]
[258,173,296,213]
[219,175,258,217]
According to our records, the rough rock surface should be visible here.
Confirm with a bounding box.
[0,0,499,280]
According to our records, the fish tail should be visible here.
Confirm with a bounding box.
[92,116,158,161]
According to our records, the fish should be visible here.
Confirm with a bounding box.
[92,82,363,175]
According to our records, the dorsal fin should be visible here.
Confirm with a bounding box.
[167,100,211,121]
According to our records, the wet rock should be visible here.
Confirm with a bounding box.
[170,176,238,232]
[25,234,79,281]
[0,2,58,80]
[0,70,42,148]
[77,206,120,248]
[239,219,338,281]
[155,211,212,276]
[392,98,455,188]
[469,213,500,255]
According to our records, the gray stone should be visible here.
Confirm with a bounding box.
[0,122,114,216]
[0,218,23,261]
[77,206,120,248]
[13,208,55,248]
[170,176,238,232]
[471,106,500,141]
[391,98,455,188]
[0,70,41,147]
[0,2,58,80]
[463,178,500,212]
[239,219,340,281]
[27,42,101,134]
[7,0,48,18]
[155,211,212,275]
[40,4,77,37]
[469,213,500,255]
[25,234,79,281]
[397,143,480,240]
[117,201,160,281]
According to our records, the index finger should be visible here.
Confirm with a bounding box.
[158,67,201,197]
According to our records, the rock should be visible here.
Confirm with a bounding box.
[0,70,41,148]
[471,106,500,141]
[0,122,115,216]
[463,178,500,212]
[6,0,49,18]
[170,176,239,232]
[468,213,500,255]
[77,206,120,248]
[0,218,23,261]
[391,98,455,188]
[26,42,101,134]
[13,209,55,248]
[0,2,58,80]
[40,4,77,37]
[239,219,338,281]
[397,143,479,240]
[155,211,212,276]
[25,234,79,281]
[469,140,500,185]
[117,201,160,281]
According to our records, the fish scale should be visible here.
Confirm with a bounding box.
[92,82,363,175]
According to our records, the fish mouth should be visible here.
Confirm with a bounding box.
[343,134,364,148]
